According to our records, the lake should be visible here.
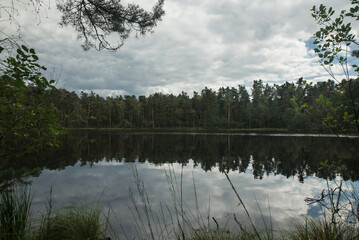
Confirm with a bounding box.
[19,130,359,238]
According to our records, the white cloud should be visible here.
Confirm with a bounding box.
[1,0,354,96]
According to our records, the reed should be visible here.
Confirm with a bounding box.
[288,217,359,240]
[0,187,32,240]
[125,166,281,240]
[33,204,107,240]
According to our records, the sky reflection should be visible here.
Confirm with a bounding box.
[30,158,330,238]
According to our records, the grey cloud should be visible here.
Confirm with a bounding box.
[2,0,351,96]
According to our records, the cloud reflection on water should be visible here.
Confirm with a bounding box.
[30,158,329,237]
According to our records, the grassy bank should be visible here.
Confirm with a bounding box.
[0,187,108,240]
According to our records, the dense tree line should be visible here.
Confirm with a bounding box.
[48,78,359,132]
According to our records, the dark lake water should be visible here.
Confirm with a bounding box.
[17,130,359,238]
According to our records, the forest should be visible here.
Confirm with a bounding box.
[48,78,359,132]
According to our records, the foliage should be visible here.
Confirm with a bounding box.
[0,0,165,51]
[57,0,165,51]
[43,79,359,132]
[0,167,41,193]
[310,1,359,133]
[305,2,359,230]
[0,45,64,158]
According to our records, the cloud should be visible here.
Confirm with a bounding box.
[1,0,353,96]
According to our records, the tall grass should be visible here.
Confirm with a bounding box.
[32,187,109,240]
[124,166,283,240]
[33,205,107,240]
[0,186,109,240]
[124,166,359,240]
[0,187,32,240]
[126,166,218,239]
[288,217,359,240]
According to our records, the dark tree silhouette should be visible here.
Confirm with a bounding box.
[0,0,165,51]
[57,0,165,51]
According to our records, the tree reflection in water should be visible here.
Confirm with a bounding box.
[3,130,358,188]
[5,130,353,238]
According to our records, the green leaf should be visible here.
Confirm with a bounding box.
[21,45,29,52]
[16,49,24,55]
[32,55,39,61]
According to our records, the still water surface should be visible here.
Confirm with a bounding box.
[28,130,359,238]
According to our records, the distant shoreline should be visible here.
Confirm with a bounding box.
[65,127,359,137]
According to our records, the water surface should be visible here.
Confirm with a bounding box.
[24,130,359,238]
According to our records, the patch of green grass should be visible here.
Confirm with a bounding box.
[33,205,107,240]
[0,187,32,240]
[287,217,359,240]
[0,186,109,240]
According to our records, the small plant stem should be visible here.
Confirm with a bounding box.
[224,171,262,240]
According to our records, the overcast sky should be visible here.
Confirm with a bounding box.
[2,0,354,97]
